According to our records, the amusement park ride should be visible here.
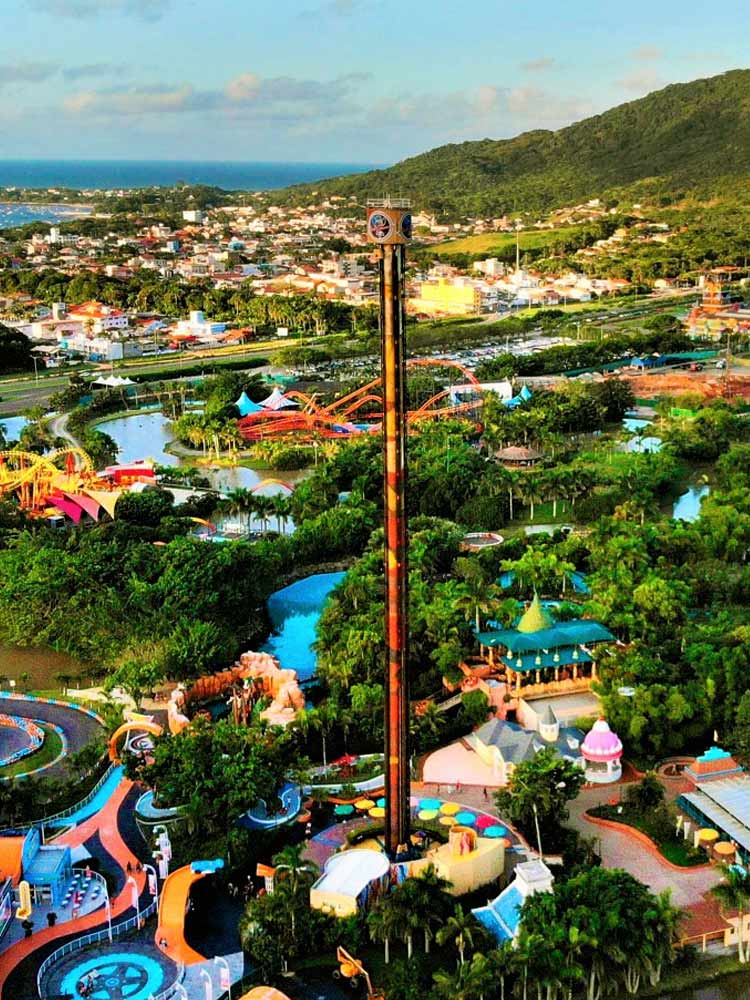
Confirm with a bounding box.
[237,358,486,442]
[0,449,154,520]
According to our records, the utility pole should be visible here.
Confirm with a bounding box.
[367,198,412,859]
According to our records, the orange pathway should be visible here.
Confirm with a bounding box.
[0,779,146,995]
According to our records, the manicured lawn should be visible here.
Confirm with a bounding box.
[0,723,64,778]
[433,225,585,257]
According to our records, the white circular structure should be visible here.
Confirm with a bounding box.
[581,718,623,784]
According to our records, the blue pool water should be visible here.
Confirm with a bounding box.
[673,485,710,522]
[48,766,124,827]
[0,415,28,442]
[622,416,662,453]
[262,572,346,680]
[60,951,164,1000]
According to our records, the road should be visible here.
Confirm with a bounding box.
[48,411,78,447]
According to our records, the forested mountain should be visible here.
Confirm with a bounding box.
[275,69,750,218]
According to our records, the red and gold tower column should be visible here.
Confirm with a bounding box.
[367,199,413,858]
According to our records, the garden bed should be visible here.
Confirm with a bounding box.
[587,804,707,868]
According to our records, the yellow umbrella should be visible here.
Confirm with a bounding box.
[698,828,719,843]
[355,799,375,811]
[439,815,457,826]
[440,802,460,815]
[370,806,386,819]
[714,841,735,856]
[418,809,438,821]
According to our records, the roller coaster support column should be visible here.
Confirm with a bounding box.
[367,199,413,859]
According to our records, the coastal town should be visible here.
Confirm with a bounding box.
[3,4,750,1000]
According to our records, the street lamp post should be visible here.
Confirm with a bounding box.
[214,956,232,1000]
[143,861,160,907]
[200,968,214,1000]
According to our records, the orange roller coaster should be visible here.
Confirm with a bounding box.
[238,359,485,442]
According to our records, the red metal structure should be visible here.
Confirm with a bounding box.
[236,359,483,442]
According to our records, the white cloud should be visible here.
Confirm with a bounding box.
[632,45,664,62]
[31,0,169,19]
[0,62,58,87]
[63,84,196,115]
[617,66,665,93]
[225,73,261,102]
[520,57,556,72]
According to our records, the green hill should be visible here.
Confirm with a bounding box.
[276,69,750,218]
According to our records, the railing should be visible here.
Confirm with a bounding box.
[37,897,160,999]
[1,762,117,837]
[42,762,117,826]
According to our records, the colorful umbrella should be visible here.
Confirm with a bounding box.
[377,797,387,808]
[475,815,495,830]
[334,804,354,816]
[440,802,460,815]
[419,797,442,811]
[455,811,476,825]
[418,809,438,821]
[355,799,375,811]
[483,825,507,838]
[439,816,457,827]
[370,806,386,819]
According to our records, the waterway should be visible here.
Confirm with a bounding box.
[673,484,710,522]
[261,571,346,681]
[673,973,750,1000]
[94,409,307,495]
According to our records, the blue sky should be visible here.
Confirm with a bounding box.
[0,0,747,163]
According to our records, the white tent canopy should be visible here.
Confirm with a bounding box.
[91,375,136,387]
[260,387,298,410]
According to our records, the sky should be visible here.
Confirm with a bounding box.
[0,0,748,164]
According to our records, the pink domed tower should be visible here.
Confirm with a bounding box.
[581,718,623,784]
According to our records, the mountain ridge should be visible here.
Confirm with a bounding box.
[273,69,750,218]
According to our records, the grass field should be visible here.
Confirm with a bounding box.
[433,225,584,257]
[0,722,64,778]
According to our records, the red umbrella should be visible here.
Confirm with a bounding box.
[475,814,495,830]
[332,754,358,766]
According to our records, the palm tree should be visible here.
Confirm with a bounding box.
[436,904,481,967]
[270,493,292,534]
[271,843,318,942]
[368,897,400,964]
[411,864,452,953]
[711,864,750,962]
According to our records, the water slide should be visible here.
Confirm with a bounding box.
[108,718,164,762]
[155,860,224,965]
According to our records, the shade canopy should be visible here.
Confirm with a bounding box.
[370,807,386,819]
[418,810,438,821]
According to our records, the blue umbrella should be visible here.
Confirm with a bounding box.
[455,811,476,826]
[377,797,387,808]
[483,825,507,838]
[419,797,442,811]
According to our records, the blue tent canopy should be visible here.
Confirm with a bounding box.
[235,391,263,417]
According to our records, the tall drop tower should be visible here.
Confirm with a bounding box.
[366,198,412,859]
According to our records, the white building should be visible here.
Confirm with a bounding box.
[175,310,226,339]
[182,209,206,224]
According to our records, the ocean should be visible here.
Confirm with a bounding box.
[0,159,374,192]
[0,159,376,229]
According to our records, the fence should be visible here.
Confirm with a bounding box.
[1,762,117,838]
[36,897,162,999]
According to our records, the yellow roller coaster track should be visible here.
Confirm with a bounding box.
[0,448,94,511]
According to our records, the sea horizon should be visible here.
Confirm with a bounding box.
[0,158,379,193]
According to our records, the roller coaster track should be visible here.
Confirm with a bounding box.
[0,447,95,510]
[238,358,485,442]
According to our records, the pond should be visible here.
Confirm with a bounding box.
[261,571,346,681]
[95,409,308,496]
[621,415,662,454]
[0,644,83,690]
[0,415,29,442]
[673,484,710,522]
[673,973,750,1000]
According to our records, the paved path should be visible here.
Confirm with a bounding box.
[567,784,720,908]
[0,778,148,995]
[0,695,104,780]
[48,411,79,448]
